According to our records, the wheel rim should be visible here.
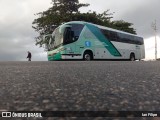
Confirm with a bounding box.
[84,54,91,61]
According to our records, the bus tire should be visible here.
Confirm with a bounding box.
[83,51,93,61]
[130,53,135,61]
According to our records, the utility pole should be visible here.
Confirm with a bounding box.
[152,20,157,60]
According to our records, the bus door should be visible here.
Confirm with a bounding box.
[65,24,84,55]
[63,27,76,54]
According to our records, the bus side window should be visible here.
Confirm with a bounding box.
[71,31,75,41]
[71,24,84,41]
[64,27,75,44]
[63,24,84,45]
[101,29,111,40]
[64,27,71,43]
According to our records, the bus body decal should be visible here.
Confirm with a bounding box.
[86,24,122,57]
[85,41,91,47]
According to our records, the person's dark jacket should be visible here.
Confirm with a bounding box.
[27,52,32,58]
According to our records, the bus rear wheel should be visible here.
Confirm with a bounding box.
[130,53,135,61]
[83,51,93,61]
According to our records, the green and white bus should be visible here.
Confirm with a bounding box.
[45,21,145,61]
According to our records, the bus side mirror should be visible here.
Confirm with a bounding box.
[44,43,50,51]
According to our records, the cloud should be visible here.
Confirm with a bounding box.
[0,0,51,61]
[80,0,160,59]
[118,0,160,38]
[80,0,160,38]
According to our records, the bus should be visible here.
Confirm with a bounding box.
[45,21,145,61]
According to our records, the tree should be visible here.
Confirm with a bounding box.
[111,20,136,34]
[32,0,136,47]
[32,0,89,46]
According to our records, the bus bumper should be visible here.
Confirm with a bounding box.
[48,53,82,61]
[61,54,82,60]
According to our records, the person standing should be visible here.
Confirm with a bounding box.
[27,51,32,61]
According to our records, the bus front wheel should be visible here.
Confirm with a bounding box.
[83,51,93,61]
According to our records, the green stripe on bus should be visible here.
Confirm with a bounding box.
[86,24,121,57]
[48,52,62,61]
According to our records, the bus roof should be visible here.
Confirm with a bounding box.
[62,21,143,39]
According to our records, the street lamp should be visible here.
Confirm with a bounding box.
[152,20,157,60]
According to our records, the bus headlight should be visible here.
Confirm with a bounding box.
[48,53,56,56]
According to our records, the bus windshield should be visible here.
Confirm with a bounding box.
[49,23,84,50]
[52,27,63,49]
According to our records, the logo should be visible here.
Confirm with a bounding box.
[85,41,91,47]
[2,112,11,117]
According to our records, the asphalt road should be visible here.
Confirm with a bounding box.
[0,61,160,118]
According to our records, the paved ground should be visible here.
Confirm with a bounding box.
[0,61,160,119]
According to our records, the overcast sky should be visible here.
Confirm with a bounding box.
[0,0,160,61]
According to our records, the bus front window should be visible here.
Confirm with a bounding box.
[53,28,63,48]
[52,24,84,48]
[43,34,53,51]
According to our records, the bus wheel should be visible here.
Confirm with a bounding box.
[83,51,93,61]
[130,53,135,61]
